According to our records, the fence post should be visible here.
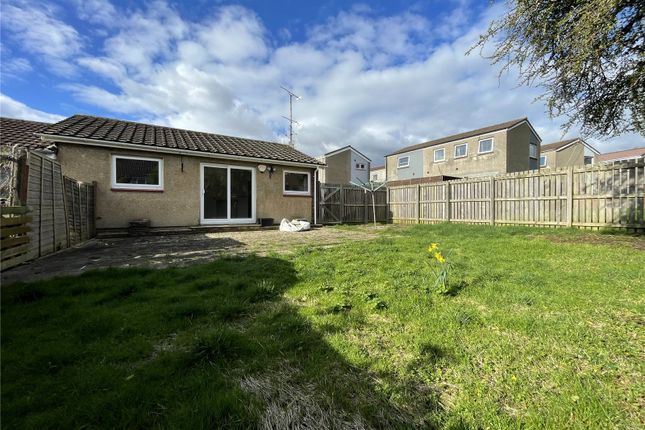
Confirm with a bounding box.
[446,182,451,222]
[339,184,344,224]
[416,184,421,224]
[566,167,574,227]
[38,155,44,257]
[490,177,495,226]
[364,189,368,224]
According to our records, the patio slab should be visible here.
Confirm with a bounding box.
[1,226,382,285]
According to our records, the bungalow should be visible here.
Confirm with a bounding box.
[385,118,542,182]
[539,138,599,168]
[34,115,324,230]
[316,145,371,184]
[595,147,645,164]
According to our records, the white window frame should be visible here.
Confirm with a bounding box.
[200,163,256,225]
[454,143,468,159]
[434,148,446,162]
[283,170,311,196]
[539,155,547,167]
[529,142,538,159]
[478,138,494,154]
[397,156,410,169]
[355,162,366,170]
[111,154,164,191]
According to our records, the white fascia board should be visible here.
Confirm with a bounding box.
[37,134,323,168]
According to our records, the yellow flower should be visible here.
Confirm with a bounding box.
[428,243,438,252]
[434,252,445,264]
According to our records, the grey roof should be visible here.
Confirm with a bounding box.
[40,115,323,165]
[540,138,579,152]
[387,117,529,156]
[0,117,52,150]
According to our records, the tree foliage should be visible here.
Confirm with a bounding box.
[470,0,645,138]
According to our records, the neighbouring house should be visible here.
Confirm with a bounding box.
[0,117,54,203]
[595,147,645,163]
[316,145,370,184]
[0,117,53,154]
[35,115,324,230]
[370,165,386,182]
[385,118,542,182]
[539,138,599,169]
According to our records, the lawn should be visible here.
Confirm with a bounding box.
[2,224,644,429]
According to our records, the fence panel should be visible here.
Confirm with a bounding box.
[387,159,645,231]
[1,151,96,270]
[0,206,32,270]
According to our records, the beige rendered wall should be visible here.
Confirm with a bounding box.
[57,143,314,229]
[506,122,533,173]
[555,143,584,168]
[320,150,350,184]
[541,150,557,168]
[421,129,509,178]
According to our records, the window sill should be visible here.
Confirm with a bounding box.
[283,193,311,197]
[111,188,164,193]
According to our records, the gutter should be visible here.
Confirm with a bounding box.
[36,133,325,169]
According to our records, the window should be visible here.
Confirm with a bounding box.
[355,163,366,170]
[478,138,494,154]
[372,174,379,181]
[434,148,445,162]
[539,155,547,167]
[112,155,163,190]
[454,144,468,158]
[529,142,538,159]
[397,156,410,168]
[283,171,310,195]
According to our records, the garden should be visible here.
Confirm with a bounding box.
[2,224,643,429]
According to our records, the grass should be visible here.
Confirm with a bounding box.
[2,224,644,429]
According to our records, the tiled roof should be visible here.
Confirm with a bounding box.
[40,115,323,165]
[371,165,385,170]
[387,118,528,156]
[596,147,645,162]
[540,138,579,152]
[0,117,52,151]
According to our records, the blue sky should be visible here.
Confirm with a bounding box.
[1,0,642,161]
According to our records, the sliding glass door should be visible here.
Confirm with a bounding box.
[201,164,255,224]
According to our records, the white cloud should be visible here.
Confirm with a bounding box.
[3,0,642,160]
[1,0,82,76]
[73,0,117,26]
[0,93,65,123]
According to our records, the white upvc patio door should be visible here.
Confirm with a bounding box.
[200,163,256,224]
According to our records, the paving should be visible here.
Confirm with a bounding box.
[1,227,382,285]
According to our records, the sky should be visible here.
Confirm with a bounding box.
[1,0,643,163]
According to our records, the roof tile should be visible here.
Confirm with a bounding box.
[40,115,322,165]
[0,117,52,151]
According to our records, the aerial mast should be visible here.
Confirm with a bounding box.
[281,86,301,147]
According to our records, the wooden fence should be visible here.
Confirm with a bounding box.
[0,151,96,270]
[1,207,32,270]
[388,159,645,231]
[318,183,387,224]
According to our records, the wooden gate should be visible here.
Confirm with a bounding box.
[318,183,387,224]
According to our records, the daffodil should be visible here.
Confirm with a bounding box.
[434,252,445,264]
[428,243,438,252]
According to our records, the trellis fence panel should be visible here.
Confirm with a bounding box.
[388,159,645,231]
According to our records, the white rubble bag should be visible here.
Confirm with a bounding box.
[279,218,311,232]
